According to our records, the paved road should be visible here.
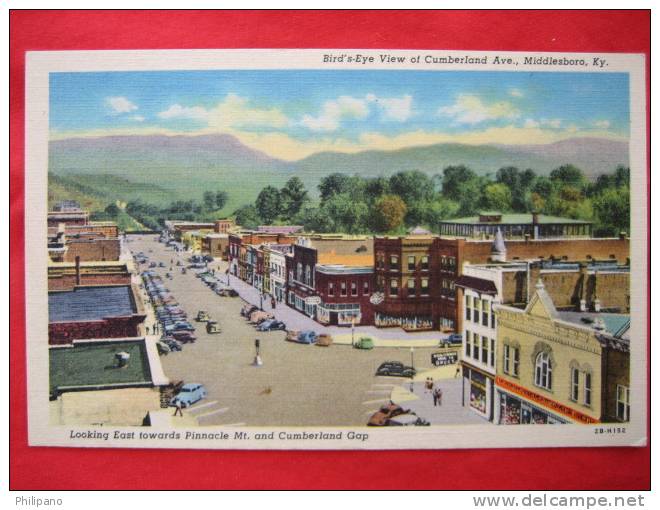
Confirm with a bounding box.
[128,234,444,427]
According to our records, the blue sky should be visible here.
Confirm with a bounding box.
[50,70,630,160]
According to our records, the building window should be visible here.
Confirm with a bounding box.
[421,278,429,296]
[512,347,520,376]
[390,255,399,271]
[473,298,480,323]
[465,331,471,358]
[571,368,580,402]
[473,334,480,361]
[584,372,592,407]
[407,279,416,296]
[490,338,495,367]
[363,281,369,295]
[297,263,303,282]
[328,283,334,296]
[491,303,496,328]
[305,265,311,286]
[407,256,416,271]
[503,344,510,374]
[616,385,630,421]
[351,281,358,296]
[482,303,489,326]
[421,256,429,271]
[481,336,488,364]
[534,352,552,390]
[340,282,347,297]
[389,279,398,296]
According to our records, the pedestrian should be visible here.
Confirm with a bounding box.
[454,366,461,378]
[425,377,434,394]
[173,400,183,417]
[271,296,276,309]
[434,387,443,406]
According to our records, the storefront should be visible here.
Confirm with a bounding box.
[317,303,362,326]
[497,391,566,425]
[462,365,494,420]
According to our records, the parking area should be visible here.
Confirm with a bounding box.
[128,234,478,427]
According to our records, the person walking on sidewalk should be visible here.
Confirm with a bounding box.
[173,400,183,417]
[425,377,434,394]
[433,387,443,407]
[271,296,276,309]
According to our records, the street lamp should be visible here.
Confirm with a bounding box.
[351,318,356,347]
[253,338,263,367]
[409,347,415,393]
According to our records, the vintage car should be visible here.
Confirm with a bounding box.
[161,337,183,351]
[241,304,259,317]
[156,341,171,355]
[387,414,430,426]
[285,330,300,343]
[353,337,374,350]
[256,319,286,332]
[440,333,463,348]
[367,403,409,426]
[375,361,416,378]
[172,331,197,343]
[196,310,211,322]
[206,320,221,334]
[249,311,274,324]
[316,334,333,347]
[296,330,318,344]
[169,383,207,408]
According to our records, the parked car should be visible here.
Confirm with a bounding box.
[241,304,259,317]
[169,383,207,408]
[353,337,374,350]
[149,262,157,268]
[441,333,463,348]
[285,330,300,342]
[196,310,210,322]
[387,414,430,426]
[367,403,408,426]
[172,331,197,343]
[216,288,239,297]
[316,334,333,347]
[203,255,213,263]
[257,319,286,332]
[172,321,195,332]
[375,361,416,378]
[206,320,221,334]
[158,262,166,268]
[297,330,318,344]
[156,341,171,355]
[162,337,183,351]
[250,311,274,324]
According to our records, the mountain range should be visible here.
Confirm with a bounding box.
[49,134,629,210]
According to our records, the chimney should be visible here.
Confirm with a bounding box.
[75,256,81,286]
[619,231,627,240]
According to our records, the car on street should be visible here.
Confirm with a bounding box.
[172,331,197,343]
[158,262,166,267]
[375,361,416,378]
[156,341,171,355]
[387,413,430,426]
[161,337,183,351]
[241,304,259,317]
[367,403,409,426]
[256,319,286,331]
[285,330,300,342]
[353,337,374,350]
[149,262,157,268]
[440,333,463,348]
[196,310,211,322]
[249,311,274,324]
[169,383,207,408]
[297,330,318,344]
[206,320,221,334]
[316,334,333,347]
[216,287,239,297]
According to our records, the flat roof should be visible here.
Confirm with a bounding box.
[442,213,591,225]
[49,339,152,395]
[557,312,630,337]
[49,285,136,322]
[316,264,374,275]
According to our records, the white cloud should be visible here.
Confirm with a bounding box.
[509,88,524,97]
[438,95,519,124]
[106,96,138,114]
[158,104,209,121]
[131,115,145,122]
[542,118,562,129]
[300,95,369,131]
[367,94,413,121]
[593,120,611,129]
[524,118,540,129]
[157,94,288,129]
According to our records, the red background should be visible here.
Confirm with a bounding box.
[10,10,650,490]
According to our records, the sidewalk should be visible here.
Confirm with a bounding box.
[224,270,449,348]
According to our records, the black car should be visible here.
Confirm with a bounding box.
[375,361,416,378]
[258,320,287,331]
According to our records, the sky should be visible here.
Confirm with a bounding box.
[49,70,630,161]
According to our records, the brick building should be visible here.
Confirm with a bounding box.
[48,285,146,345]
[202,233,230,259]
[315,265,374,326]
[214,219,235,234]
[48,259,132,291]
[47,209,89,227]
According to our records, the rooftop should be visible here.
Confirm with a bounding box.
[49,285,137,322]
[557,312,630,338]
[49,339,153,395]
[454,275,498,294]
[316,264,374,275]
[442,213,591,225]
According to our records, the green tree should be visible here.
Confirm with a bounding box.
[323,193,369,233]
[280,177,309,220]
[372,194,407,233]
[104,203,120,217]
[593,186,630,236]
[550,164,587,190]
[441,165,484,215]
[294,205,334,233]
[203,191,216,210]
[234,204,261,229]
[389,170,435,205]
[364,177,390,202]
[255,186,281,224]
[424,197,460,231]
[532,176,554,200]
[318,173,353,203]
[215,191,228,210]
[481,183,513,212]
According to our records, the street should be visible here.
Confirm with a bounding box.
[128,234,489,427]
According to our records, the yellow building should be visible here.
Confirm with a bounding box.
[181,230,212,253]
[495,280,630,425]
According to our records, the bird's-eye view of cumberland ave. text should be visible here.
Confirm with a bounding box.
[42,63,638,437]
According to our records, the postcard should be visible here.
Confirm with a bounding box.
[25,49,647,450]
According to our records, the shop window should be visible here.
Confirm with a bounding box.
[408,256,416,271]
[534,352,552,390]
[351,282,358,296]
[571,368,580,401]
[421,278,429,296]
[340,282,347,297]
[616,385,630,421]
[363,281,370,295]
[584,372,592,406]
[421,256,429,271]
[389,279,398,297]
[328,283,334,297]
[407,278,416,297]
